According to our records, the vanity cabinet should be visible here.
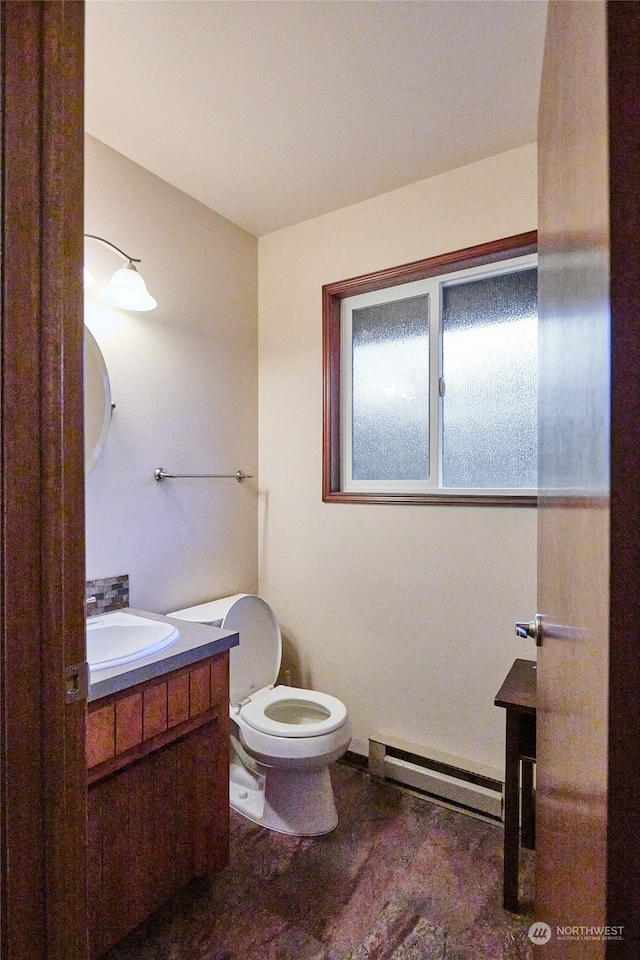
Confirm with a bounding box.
[87,651,230,958]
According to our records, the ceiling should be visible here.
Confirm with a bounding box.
[85,1,548,237]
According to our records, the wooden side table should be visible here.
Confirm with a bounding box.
[494,658,537,912]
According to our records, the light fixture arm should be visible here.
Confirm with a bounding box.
[84,234,141,265]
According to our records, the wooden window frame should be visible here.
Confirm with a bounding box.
[322,231,538,506]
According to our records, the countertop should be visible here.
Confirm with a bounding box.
[88,607,239,702]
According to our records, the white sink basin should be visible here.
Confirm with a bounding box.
[87,611,179,671]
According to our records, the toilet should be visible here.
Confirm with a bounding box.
[168,594,352,836]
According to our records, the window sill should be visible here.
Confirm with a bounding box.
[322,490,538,507]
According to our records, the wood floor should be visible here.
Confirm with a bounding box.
[101,759,534,960]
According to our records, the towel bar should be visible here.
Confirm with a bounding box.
[154,467,253,483]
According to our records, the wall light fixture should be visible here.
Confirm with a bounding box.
[84,234,157,311]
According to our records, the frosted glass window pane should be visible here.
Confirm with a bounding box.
[442,268,537,488]
[351,295,429,481]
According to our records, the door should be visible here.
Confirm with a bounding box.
[0,3,88,958]
[536,3,640,956]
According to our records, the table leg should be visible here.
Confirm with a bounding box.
[521,757,535,850]
[503,709,521,911]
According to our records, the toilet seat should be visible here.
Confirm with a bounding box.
[239,685,348,739]
[169,592,349,743]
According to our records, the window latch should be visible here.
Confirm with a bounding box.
[439,377,446,397]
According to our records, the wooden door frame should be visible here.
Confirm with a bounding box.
[607,2,640,945]
[1,3,88,958]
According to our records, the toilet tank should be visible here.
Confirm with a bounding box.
[169,594,282,705]
[169,594,248,627]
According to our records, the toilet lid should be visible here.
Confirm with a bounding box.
[222,595,282,705]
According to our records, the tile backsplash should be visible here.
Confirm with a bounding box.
[86,574,129,617]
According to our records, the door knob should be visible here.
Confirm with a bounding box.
[515,614,543,646]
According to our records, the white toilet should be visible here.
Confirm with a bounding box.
[169,594,352,836]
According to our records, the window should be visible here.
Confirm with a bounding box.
[322,233,538,505]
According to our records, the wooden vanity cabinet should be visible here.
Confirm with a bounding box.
[87,651,230,958]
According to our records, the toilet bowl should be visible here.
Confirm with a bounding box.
[168,594,351,836]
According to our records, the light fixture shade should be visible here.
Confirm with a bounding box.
[97,263,157,312]
[84,267,96,288]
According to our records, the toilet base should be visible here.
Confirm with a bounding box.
[230,759,339,836]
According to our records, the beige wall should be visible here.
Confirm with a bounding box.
[258,145,538,770]
[85,135,258,614]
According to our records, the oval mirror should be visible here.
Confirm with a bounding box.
[84,326,112,473]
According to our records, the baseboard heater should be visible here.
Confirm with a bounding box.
[368,733,503,820]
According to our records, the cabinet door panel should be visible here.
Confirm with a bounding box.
[150,745,178,909]
[143,682,168,740]
[100,774,132,952]
[191,719,227,875]
[212,729,230,870]
[168,674,190,727]
[175,735,196,887]
[189,663,211,716]
[210,654,229,707]
[87,705,115,768]
[87,788,103,960]
[127,762,156,929]
[115,693,143,754]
